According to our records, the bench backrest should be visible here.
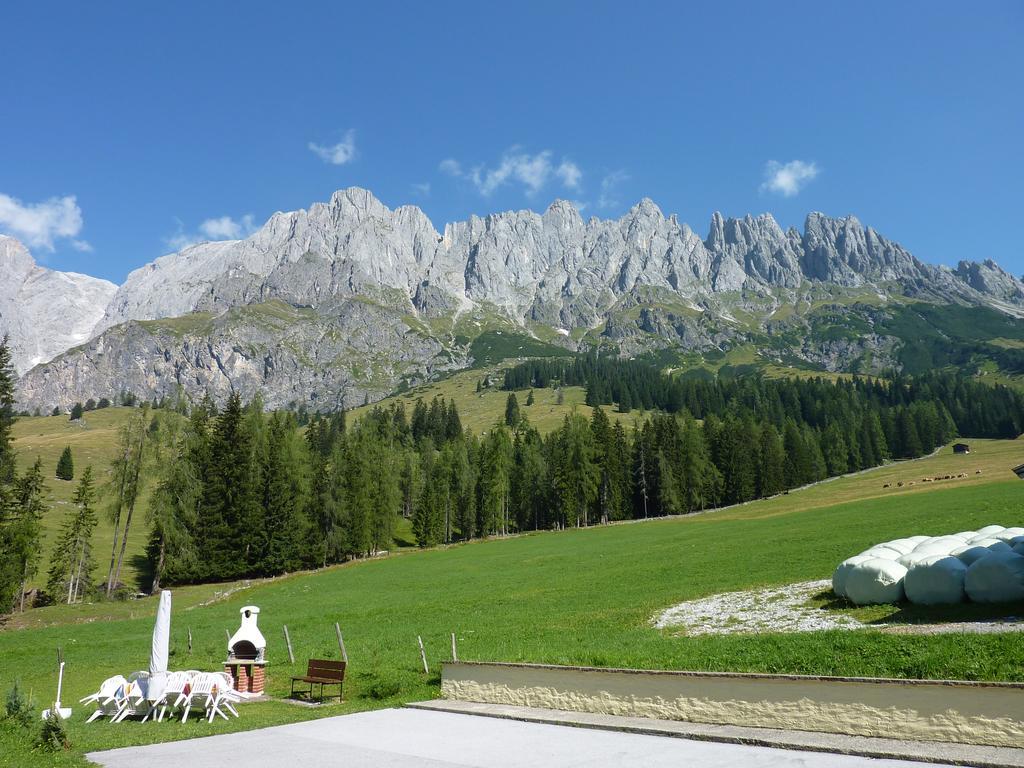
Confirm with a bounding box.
[307,659,346,681]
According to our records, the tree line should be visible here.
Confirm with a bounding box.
[4,330,1024,607]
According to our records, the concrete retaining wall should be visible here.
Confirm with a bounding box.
[440,662,1024,748]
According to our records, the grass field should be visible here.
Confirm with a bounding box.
[349,366,647,435]
[11,408,154,594]
[2,438,1023,766]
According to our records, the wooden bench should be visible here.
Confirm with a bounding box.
[290,659,345,702]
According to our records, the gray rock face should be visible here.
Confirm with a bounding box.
[955,259,1024,304]
[16,298,460,413]
[9,188,1024,410]
[95,191,1017,337]
[0,236,116,374]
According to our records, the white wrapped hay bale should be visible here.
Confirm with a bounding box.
[906,535,931,544]
[950,531,976,542]
[912,537,961,557]
[880,539,916,555]
[968,538,1013,553]
[965,552,1024,603]
[976,525,1006,536]
[863,546,903,560]
[993,528,1024,543]
[903,555,967,605]
[898,551,933,568]
[845,558,908,605]
[832,554,874,599]
[952,545,996,566]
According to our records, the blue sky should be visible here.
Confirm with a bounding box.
[1,1,1021,283]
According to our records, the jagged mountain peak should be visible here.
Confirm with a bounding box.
[0,235,117,375]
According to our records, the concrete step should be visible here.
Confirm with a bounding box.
[407,699,1024,768]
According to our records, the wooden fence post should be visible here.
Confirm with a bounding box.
[283,625,295,664]
[417,635,429,674]
[451,632,458,662]
[225,628,230,644]
[335,623,348,663]
[188,627,193,654]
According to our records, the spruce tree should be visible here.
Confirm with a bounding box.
[69,402,84,421]
[55,446,74,481]
[197,393,256,580]
[504,392,521,428]
[480,425,513,535]
[46,466,98,603]
[526,389,535,407]
[105,406,151,595]
[9,459,46,611]
[552,412,598,527]
[255,412,309,575]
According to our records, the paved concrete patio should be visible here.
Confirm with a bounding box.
[88,707,962,768]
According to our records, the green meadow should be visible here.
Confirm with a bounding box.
[2,438,1023,766]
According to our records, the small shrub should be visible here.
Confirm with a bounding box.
[36,710,70,751]
[5,682,34,728]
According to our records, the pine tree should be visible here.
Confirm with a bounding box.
[504,393,521,428]
[69,402,84,421]
[0,336,21,611]
[9,458,46,611]
[55,446,74,481]
[756,424,785,497]
[46,466,98,603]
[192,394,252,580]
[480,425,513,535]
[105,406,151,595]
[146,412,204,589]
[254,412,309,575]
[526,389,535,407]
[552,412,598,527]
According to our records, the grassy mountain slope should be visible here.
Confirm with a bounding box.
[2,438,1023,766]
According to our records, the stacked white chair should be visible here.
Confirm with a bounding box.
[81,675,127,723]
[150,670,192,723]
[112,673,152,723]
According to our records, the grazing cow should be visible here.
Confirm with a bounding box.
[976,469,983,474]
[883,483,891,489]
[897,481,904,487]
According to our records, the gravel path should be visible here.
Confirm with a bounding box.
[654,580,1024,636]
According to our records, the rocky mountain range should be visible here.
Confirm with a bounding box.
[8,188,1024,412]
[0,236,116,375]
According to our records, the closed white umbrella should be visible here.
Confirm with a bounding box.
[148,590,171,701]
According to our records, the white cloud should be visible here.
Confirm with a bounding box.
[443,148,583,197]
[308,129,357,165]
[598,170,629,209]
[165,214,258,252]
[439,158,462,176]
[199,214,255,240]
[761,160,819,197]
[556,160,582,190]
[411,182,431,196]
[0,192,87,251]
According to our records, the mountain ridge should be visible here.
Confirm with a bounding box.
[8,187,1024,411]
[0,235,117,375]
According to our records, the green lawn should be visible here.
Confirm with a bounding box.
[2,439,1023,766]
[11,408,153,592]
[349,366,648,435]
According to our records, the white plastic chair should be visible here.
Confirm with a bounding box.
[81,675,127,723]
[180,675,214,723]
[150,671,191,722]
[112,676,151,722]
